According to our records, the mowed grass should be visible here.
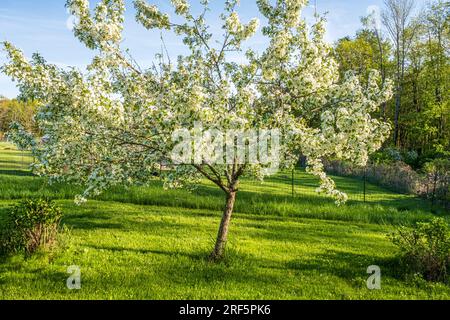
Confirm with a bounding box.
[0,141,449,299]
[0,142,34,174]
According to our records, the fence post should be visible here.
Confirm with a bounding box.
[292,168,295,197]
[431,171,438,207]
[363,166,367,203]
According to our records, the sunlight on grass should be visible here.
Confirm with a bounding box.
[0,143,448,299]
[0,200,449,299]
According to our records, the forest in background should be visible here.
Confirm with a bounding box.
[335,0,449,169]
[331,0,449,206]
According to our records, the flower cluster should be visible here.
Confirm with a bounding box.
[66,0,125,50]
[134,0,170,30]
[171,0,190,16]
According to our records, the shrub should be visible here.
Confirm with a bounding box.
[324,159,420,194]
[324,158,449,208]
[370,148,403,164]
[390,218,450,283]
[422,159,450,208]
[0,199,62,255]
[403,150,419,168]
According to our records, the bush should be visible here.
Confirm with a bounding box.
[324,159,420,194]
[403,150,419,168]
[324,158,449,208]
[422,159,450,208]
[0,199,62,255]
[370,147,403,164]
[390,218,450,283]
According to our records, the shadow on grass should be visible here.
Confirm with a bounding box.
[63,213,125,231]
[63,212,196,232]
[285,249,403,281]
[0,170,34,177]
[83,243,286,292]
[368,197,433,212]
[0,252,68,283]
[87,244,208,260]
[77,244,406,296]
[0,159,31,165]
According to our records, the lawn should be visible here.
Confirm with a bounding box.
[0,141,449,299]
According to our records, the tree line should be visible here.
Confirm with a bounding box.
[334,0,449,169]
[0,96,38,139]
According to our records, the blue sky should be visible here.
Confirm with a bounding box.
[0,0,427,98]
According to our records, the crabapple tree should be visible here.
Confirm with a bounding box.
[2,0,392,260]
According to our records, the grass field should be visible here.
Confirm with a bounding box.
[0,141,449,299]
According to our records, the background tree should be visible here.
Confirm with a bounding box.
[382,0,418,147]
[0,98,39,137]
[392,0,449,159]
[362,9,392,120]
[421,0,449,156]
[335,0,448,167]
[334,30,392,86]
[2,0,392,260]
[334,33,378,82]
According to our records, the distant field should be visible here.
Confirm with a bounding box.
[0,141,448,299]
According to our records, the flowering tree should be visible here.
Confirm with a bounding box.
[2,0,392,260]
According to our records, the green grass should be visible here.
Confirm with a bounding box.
[0,141,449,299]
[0,142,34,175]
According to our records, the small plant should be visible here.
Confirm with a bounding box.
[390,218,450,283]
[0,198,62,255]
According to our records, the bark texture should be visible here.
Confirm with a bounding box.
[210,191,236,260]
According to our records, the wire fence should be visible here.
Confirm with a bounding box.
[324,159,450,210]
[0,141,34,176]
[0,140,388,205]
[240,167,384,204]
[6,140,449,214]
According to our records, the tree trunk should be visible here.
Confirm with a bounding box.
[393,31,403,147]
[375,30,386,121]
[210,191,236,261]
[393,90,401,146]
